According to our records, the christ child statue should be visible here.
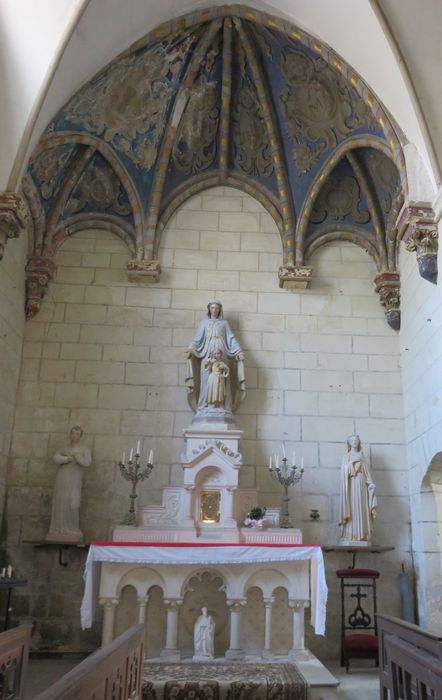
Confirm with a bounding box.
[204,349,230,407]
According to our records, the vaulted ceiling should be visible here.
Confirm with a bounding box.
[23,5,408,325]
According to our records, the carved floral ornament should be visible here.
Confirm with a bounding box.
[19,6,412,324]
[0,192,30,260]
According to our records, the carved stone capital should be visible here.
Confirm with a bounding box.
[278,264,312,289]
[0,192,30,259]
[406,224,438,284]
[374,272,401,331]
[25,255,57,320]
[396,202,438,284]
[126,258,161,283]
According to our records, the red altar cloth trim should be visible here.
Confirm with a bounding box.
[91,541,320,548]
[81,544,327,636]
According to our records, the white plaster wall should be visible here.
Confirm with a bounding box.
[9,186,409,655]
[0,235,27,522]
[0,0,84,188]
[399,232,442,629]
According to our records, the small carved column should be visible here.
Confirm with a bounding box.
[161,599,182,661]
[137,595,149,625]
[262,597,275,658]
[288,600,309,660]
[226,600,246,660]
[224,487,237,528]
[99,597,119,646]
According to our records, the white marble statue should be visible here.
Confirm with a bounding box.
[185,300,245,417]
[339,434,377,544]
[46,426,92,543]
[193,607,215,659]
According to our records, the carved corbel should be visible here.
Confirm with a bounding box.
[0,192,30,259]
[25,255,57,319]
[278,264,312,289]
[405,224,438,284]
[374,272,400,331]
[126,258,161,283]
[397,203,438,284]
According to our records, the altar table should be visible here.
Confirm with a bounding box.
[81,542,327,636]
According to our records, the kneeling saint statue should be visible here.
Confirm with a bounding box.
[193,607,215,660]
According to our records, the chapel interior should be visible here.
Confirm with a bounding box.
[0,0,442,696]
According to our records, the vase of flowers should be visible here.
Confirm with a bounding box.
[244,506,267,527]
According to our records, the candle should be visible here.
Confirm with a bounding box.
[293,449,296,465]
[7,565,12,578]
[122,452,126,464]
[282,443,286,458]
[269,455,272,470]
[148,450,153,464]
[1,568,4,578]
[136,440,141,455]
[301,456,304,469]
[275,455,279,469]
[129,448,134,462]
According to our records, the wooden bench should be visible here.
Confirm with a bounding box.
[378,614,442,699]
[0,624,31,700]
[34,623,145,700]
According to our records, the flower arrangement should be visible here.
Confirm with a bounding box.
[244,506,267,527]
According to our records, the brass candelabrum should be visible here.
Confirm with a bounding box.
[118,444,154,526]
[268,452,304,529]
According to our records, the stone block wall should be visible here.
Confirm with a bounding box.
[8,186,409,655]
[0,231,27,531]
[399,225,442,630]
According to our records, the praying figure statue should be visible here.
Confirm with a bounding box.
[185,299,245,419]
[193,607,215,659]
[339,434,377,545]
[46,426,92,544]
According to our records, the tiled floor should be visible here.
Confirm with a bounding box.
[25,657,379,699]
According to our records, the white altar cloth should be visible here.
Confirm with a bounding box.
[81,542,327,634]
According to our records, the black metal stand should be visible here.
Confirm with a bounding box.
[0,579,27,630]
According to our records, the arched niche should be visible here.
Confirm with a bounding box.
[416,453,442,631]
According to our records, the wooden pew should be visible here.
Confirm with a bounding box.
[378,614,442,699]
[34,623,145,700]
[0,624,32,700]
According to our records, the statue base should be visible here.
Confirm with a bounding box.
[45,531,84,545]
[339,539,370,547]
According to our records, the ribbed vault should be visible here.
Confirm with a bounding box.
[22,4,408,327]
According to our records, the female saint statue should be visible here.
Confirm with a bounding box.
[339,435,377,544]
[193,607,215,659]
[185,300,245,418]
[46,426,92,543]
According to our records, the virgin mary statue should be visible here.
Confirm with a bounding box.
[185,300,245,419]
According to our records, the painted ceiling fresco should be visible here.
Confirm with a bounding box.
[23,5,408,326]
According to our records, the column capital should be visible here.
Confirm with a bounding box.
[0,191,30,260]
[226,599,246,611]
[164,599,183,609]
[289,599,309,610]
[137,595,149,605]
[374,272,401,331]
[263,597,275,607]
[99,596,119,608]
[25,254,57,319]
[396,201,438,284]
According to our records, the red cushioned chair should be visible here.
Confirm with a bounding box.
[336,568,380,672]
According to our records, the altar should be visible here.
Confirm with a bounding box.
[81,541,327,658]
